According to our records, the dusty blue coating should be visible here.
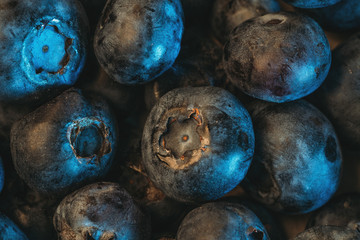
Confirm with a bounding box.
[142,87,255,202]
[10,89,118,194]
[177,202,270,239]
[94,0,184,84]
[0,157,3,193]
[0,212,28,240]
[53,182,150,240]
[0,0,88,102]
[283,0,341,8]
[243,100,342,214]
[303,0,360,31]
[223,12,331,103]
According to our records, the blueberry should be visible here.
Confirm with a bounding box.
[307,193,360,231]
[53,182,151,240]
[223,12,331,103]
[293,226,360,240]
[94,0,184,85]
[10,88,118,194]
[310,32,360,150]
[301,0,360,31]
[211,0,280,44]
[142,86,254,202]
[177,202,270,240]
[0,0,88,102]
[283,0,341,8]
[0,212,28,240]
[242,100,342,214]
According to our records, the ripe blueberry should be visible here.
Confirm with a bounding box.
[94,0,184,85]
[223,12,331,103]
[142,86,254,202]
[0,0,88,102]
[10,89,118,194]
[53,182,151,240]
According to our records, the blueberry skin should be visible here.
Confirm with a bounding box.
[211,0,280,44]
[0,157,3,193]
[10,88,118,194]
[242,100,342,214]
[310,32,360,150]
[302,0,360,32]
[283,0,341,8]
[307,193,360,231]
[53,182,151,240]
[142,86,255,202]
[0,212,28,240]
[94,0,184,85]
[293,226,360,240]
[223,12,331,103]
[0,0,88,102]
[177,202,270,240]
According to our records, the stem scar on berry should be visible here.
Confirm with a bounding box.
[157,108,210,170]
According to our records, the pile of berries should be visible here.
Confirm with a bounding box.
[0,0,359,239]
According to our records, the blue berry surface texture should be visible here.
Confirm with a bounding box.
[177,202,270,240]
[0,212,28,240]
[312,32,360,149]
[0,0,88,102]
[10,89,118,194]
[243,100,342,214]
[223,12,331,103]
[142,86,255,202]
[53,182,150,240]
[94,0,184,85]
[283,0,341,8]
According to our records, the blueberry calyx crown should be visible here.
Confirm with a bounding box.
[157,108,210,170]
[21,17,80,85]
[67,117,111,164]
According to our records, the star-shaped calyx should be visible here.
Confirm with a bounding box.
[157,108,210,170]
